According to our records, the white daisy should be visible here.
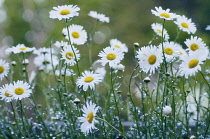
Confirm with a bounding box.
[184,36,208,52]
[76,71,102,91]
[111,63,125,71]
[162,41,180,62]
[34,53,59,71]
[62,24,87,45]
[174,15,196,34]
[78,101,99,135]
[0,84,14,102]
[33,47,55,55]
[8,80,32,100]
[151,23,169,40]
[95,67,106,79]
[98,46,124,67]
[88,11,110,23]
[151,6,176,20]
[176,43,187,59]
[0,59,9,80]
[55,68,74,76]
[6,44,35,54]
[179,50,208,78]
[136,45,163,74]
[110,39,128,53]
[54,41,69,48]
[205,25,210,30]
[49,5,80,20]
[61,45,80,66]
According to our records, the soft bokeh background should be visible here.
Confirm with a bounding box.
[0,0,210,100]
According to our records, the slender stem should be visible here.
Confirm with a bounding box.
[96,117,127,139]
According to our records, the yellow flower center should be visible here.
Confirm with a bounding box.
[107,53,116,60]
[188,59,199,68]
[72,32,80,38]
[157,29,162,34]
[114,45,121,48]
[65,52,74,60]
[164,48,173,55]
[190,43,199,51]
[180,52,183,55]
[20,47,27,50]
[87,112,94,123]
[84,77,94,82]
[15,88,24,95]
[181,22,189,28]
[160,13,170,18]
[60,9,71,15]
[148,55,156,65]
[5,91,12,97]
[0,66,4,74]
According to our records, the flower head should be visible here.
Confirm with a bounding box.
[174,15,196,34]
[49,5,80,20]
[163,106,172,116]
[0,84,14,102]
[0,59,9,80]
[136,45,163,74]
[6,44,35,54]
[162,41,180,62]
[61,45,80,66]
[88,11,110,23]
[78,101,99,135]
[98,47,124,67]
[151,6,176,20]
[33,47,55,55]
[76,71,103,91]
[110,39,128,53]
[8,81,32,100]
[54,41,69,48]
[179,50,208,78]
[62,24,87,45]
[151,23,169,40]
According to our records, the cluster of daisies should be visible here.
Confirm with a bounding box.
[136,6,209,78]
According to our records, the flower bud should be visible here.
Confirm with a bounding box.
[163,106,172,116]
[74,98,80,104]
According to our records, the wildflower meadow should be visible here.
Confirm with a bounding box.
[0,1,210,139]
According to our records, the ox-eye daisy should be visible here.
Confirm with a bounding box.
[98,47,124,67]
[62,24,87,45]
[162,42,180,62]
[179,50,208,78]
[6,44,35,54]
[33,47,55,56]
[136,45,163,74]
[61,45,80,66]
[151,23,169,41]
[0,84,14,102]
[151,6,176,20]
[76,71,102,91]
[88,11,110,23]
[110,39,128,53]
[8,81,32,100]
[49,5,80,20]
[78,101,99,135]
[174,15,196,34]
[54,41,69,48]
[0,59,9,80]
[184,36,208,53]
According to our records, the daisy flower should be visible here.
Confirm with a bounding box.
[151,6,176,20]
[184,36,208,53]
[76,71,102,91]
[49,5,80,20]
[98,46,124,67]
[176,43,187,59]
[78,101,99,135]
[0,84,14,102]
[54,41,69,48]
[55,68,74,76]
[62,24,87,45]
[179,50,208,78]
[136,45,163,74]
[34,53,59,71]
[205,25,210,30]
[61,45,80,66]
[6,44,35,54]
[151,23,170,40]
[110,39,128,53]
[0,59,9,80]
[8,81,32,100]
[88,11,110,23]
[33,47,55,55]
[162,41,180,62]
[174,15,196,34]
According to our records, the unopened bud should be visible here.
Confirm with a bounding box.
[144,77,150,83]
[133,42,139,48]
[163,106,172,116]
[74,98,80,104]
